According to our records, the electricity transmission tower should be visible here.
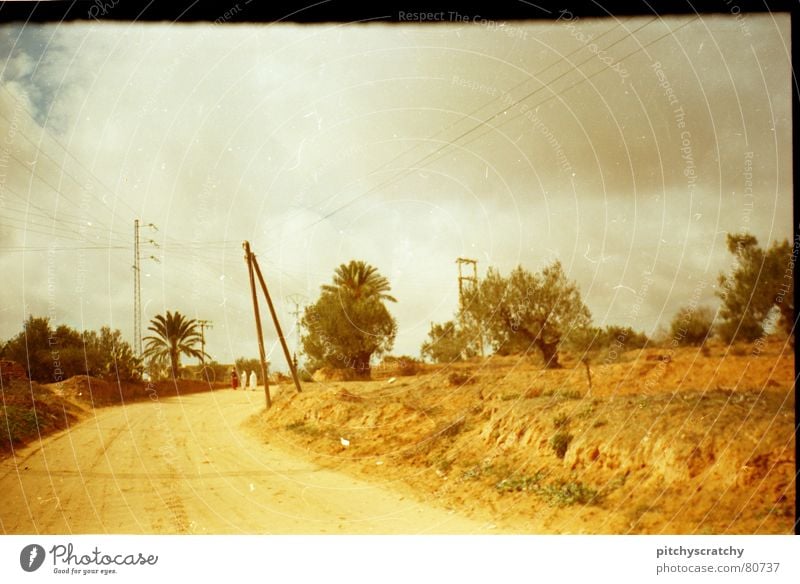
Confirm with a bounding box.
[456,257,484,357]
[133,220,142,357]
[286,293,306,369]
[133,219,158,358]
[456,257,478,306]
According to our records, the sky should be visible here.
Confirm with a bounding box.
[0,14,793,369]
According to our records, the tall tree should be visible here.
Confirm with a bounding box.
[717,233,795,343]
[2,318,140,382]
[1,316,53,381]
[473,261,591,368]
[142,311,205,379]
[82,327,142,381]
[322,260,397,302]
[302,261,397,378]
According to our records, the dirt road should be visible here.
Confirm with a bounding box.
[0,389,493,534]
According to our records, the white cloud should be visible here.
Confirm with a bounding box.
[0,16,792,364]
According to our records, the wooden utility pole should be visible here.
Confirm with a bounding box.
[252,256,303,394]
[243,241,271,409]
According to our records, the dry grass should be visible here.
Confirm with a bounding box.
[257,338,795,534]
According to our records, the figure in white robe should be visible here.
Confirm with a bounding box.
[249,370,257,390]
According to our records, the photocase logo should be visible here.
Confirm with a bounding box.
[20,544,46,572]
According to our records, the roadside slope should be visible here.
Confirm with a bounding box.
[258,341,795,534]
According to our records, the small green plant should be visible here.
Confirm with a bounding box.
[550,431,573,458]
[553,413,570,428]
[2,405,39,445]
[541,480,600,506]
[543,388,583,400]
[495,473,601,507]
[285,420,323,437]
[460,465,483,481]
[495,471,548,493]
[436,457,454,473]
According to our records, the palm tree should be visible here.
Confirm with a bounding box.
[143,311,205,379]
[321,260,397,302]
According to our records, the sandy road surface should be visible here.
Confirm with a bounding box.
[0,389,492,534]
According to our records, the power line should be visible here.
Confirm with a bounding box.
[447,17,702,160]
[256,18,637,240]
[257,16,676,253]
[306,17,665,229]
[0,84,142,228]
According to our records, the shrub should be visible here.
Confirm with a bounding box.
[550,431,573,458]
[542,480,600,506]
[495,471,548,493]
[543,388,583,400]
[553,413,570,428]
[448,371,473,386]
[395,356,421,376]
[669,305,715,346]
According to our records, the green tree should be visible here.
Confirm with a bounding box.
[603,325,649,349]
[421,320,478,363]
[669,305,715,346]
[474,261,591,368]
[82,327,142,381]
[301,261,397,378]
[234,357,266,382]
[1,316,53,381]
[321,260,397,302]
[717,233,795,343]
[1,318,140,382]
[142,311,205,379]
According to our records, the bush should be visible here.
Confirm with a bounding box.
[382,355,421,376]
[496,471,548,493]
[448,371,473,386]
[669,305,715,346]
[542,480,600,506]
[543,388,583,400]
[550,431,573,458]
[553,413,570,428]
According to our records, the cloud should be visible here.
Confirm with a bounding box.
[0,16,792,363]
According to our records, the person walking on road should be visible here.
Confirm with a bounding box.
[230,369,239,390]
